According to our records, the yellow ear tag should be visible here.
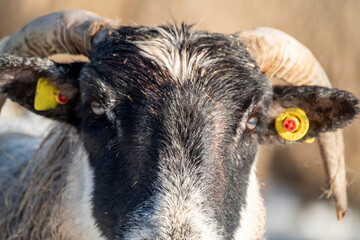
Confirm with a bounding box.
[34,77,60,111]
[275,108,312,142]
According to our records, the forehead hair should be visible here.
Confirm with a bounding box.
[84,24,272,112]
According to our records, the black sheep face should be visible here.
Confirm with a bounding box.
[77,26,273,238]
[0,25,358,239]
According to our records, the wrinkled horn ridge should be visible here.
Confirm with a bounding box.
[239,28,330,86]
[0,10,118,58]
[0,10,117,112]
[238,27,330,86]
[239,27,347,220]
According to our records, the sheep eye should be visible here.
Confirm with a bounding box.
[246,117,258,130]
[91,101,106,115]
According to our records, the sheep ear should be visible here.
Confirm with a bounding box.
[0,54,84,125]
[261,85,359,144]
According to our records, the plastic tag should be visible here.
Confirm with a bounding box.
[34,77,60,111]
[275,108,311,142]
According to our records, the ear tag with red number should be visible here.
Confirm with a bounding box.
[275,108,315,143]
[34,77,68,111]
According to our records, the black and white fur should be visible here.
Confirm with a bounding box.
[0,24,358,240]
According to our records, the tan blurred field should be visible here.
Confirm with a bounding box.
[1,0,359,219]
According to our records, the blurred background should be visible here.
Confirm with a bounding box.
[0,0,359,239]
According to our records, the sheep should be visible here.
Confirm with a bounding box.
[0,10,358,240]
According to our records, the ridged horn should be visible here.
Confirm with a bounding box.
[0,10,118,57]
[0,10,118,112]
[239,27,347,221]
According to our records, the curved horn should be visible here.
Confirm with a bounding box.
[0,10,118,58]
[239,27,347,221]
[0,10,118,112]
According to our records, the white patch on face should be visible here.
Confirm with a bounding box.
[59,148,106,240]
[123,144,223,239]
[234,156,266,240]
[135,27,216,83]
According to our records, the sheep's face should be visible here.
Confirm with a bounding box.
[0,26,358,239]
[77,27,272,239]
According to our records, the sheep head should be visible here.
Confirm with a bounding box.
[0,10,358,239]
